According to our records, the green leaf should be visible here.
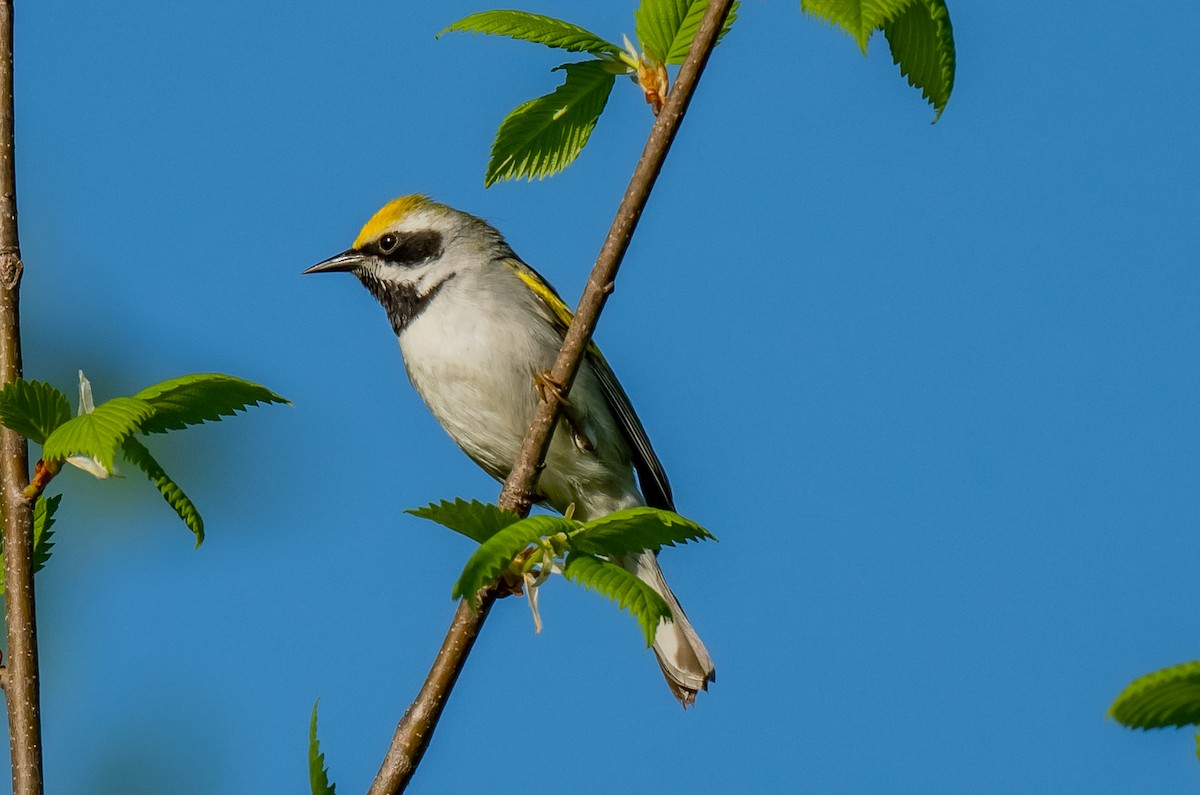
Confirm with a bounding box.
[122,436,205,547]
[309,700,337,795]
[32,493,61,575]
[452,515,575,605]
[571,507,716,557]
[561,553,672,646]
[883,0,954,121]
[1110,660,1200,730]
[42,396,155,473]
[0,379,71,444]
[664,0,739,63]
[801,0,911,53]
[133,373,289,434]
[440,10,619,56]
[486,60,615,187]
[635,0,740,64]
[0,493,62,596]
[406,498,521,544]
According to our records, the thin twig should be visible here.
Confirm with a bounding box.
[367,2,735,792]
[0,2,43,793]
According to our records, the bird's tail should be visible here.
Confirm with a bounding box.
[619,550,715,707]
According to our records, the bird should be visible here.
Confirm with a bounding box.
[305,195,714,706]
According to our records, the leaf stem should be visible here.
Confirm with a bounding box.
[23,459,55,500]
[0,2,44,792]
[367,1,736,792]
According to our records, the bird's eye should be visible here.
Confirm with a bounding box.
[378,234,399,254]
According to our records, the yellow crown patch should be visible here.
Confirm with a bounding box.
[353,195,435,249]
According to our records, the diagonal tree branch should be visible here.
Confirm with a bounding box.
[367,1,736,792]
[0,1,44,793]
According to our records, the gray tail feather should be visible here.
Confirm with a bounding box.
[620,550,715,707]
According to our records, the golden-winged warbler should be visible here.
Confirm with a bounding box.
[306,195,714,705]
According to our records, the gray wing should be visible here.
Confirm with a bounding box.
[586,347,675,511]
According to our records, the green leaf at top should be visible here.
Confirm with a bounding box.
[801,0,911,53]
[0,493,61,596]
[571,507,716,558]
[486,60,615,187]
[134,373,289,434]
[561,553,672,646]
[635,0,740,65]
[439,10,619,56]
[452,515,576,606]
[883,0,954,121]
[1110,660,1200,730]
[407,498,521,545]
[309,700,337,795]
[122,436,205,547]
[42,396,155,473]
[0,379,71,445]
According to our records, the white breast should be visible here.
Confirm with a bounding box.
[398,270,541,480]
[396,266,640,518]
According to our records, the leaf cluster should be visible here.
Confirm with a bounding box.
[409,499,715,646]
[0,373,288,547]
[440,0,956,186]
[440,1,739,186]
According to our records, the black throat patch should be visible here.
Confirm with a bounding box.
[357,271,455,335]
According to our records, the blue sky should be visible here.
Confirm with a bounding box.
[4,1,1199,792]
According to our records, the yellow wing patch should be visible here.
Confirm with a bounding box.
[505,259,665,502]
[505,258,604,360]
[353,194,434,249]
[508,260,574,330]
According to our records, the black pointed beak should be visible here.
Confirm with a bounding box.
[303,249,364,275]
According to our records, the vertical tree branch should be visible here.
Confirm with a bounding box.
[0,1,42,793]
[367,2,735,792]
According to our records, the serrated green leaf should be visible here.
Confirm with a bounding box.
[571,507,716,557]
[0,493,62,596]
[486,60,615,186]
[32,493,61,575]
[636,0,687,63]
[801,0,911,53]
[309,700,337,795]
[406,498,521,544]
[452,515,575,605]
[665,0,739,63]
[882,0,954,121]
[561,553,672,646]
[133,373,289,434]
[635,0,739,65]
[0,379,71,445]
[122,436,205,547]
[440,10,619,56]
[42,396,155,473]
[1110,660,1200,730]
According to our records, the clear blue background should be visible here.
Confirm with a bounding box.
[4,1,1199,792]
